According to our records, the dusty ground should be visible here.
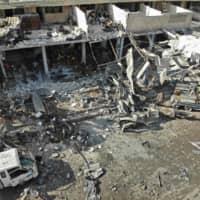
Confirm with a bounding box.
[2,117,199,200]
[56,118,200,200]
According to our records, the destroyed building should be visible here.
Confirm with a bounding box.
[0,0,200,200]
[0,0,199,79]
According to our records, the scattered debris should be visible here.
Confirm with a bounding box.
[84,162,105,200]
[17,187,47,200]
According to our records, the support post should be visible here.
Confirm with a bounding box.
[119,37,125,59]
[116,38,121,58]
[147,34,155,50]
[41,46,49,76]
[0,52,7,79]
[41,7,46,24]
[81,42,86,64]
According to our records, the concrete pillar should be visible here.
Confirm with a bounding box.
[116,38,121,58]
[41,7,46,23]
[147,34,155,50]
[0,53,7,79]
[181,1,187,8]
[81,42,86,64]
[41,46,49,76]
[119,37,125,59]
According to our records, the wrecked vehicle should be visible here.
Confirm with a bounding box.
[0,148,38,189]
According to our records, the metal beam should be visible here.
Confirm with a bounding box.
[81,42,86,64]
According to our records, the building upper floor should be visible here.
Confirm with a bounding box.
[0,1,198,52]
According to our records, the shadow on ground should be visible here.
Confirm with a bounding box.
[0,159,75,200]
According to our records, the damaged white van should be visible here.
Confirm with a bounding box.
[0,148,38,189]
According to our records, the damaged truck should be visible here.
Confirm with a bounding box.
[0,148,38,189]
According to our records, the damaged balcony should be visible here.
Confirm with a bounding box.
[0,6,89,51]
[0,5,125,80]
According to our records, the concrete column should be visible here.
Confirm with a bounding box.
[147,34,155,50]
[0,53,7,79]
[119,37,125,59]
[116,38,121,58]
[81,42,86,64]
[41,46,49,76]
[41,7,46,23]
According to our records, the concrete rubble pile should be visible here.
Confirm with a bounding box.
[0,67,113,198]
[111,33,200,133]
[84,162,104,200]
[0,90,92,146]
[169,35,200,64]
[0,17,21,41]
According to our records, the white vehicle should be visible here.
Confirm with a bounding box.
[0,148,38,189]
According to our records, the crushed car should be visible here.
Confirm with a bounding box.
[0,148,38,189]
